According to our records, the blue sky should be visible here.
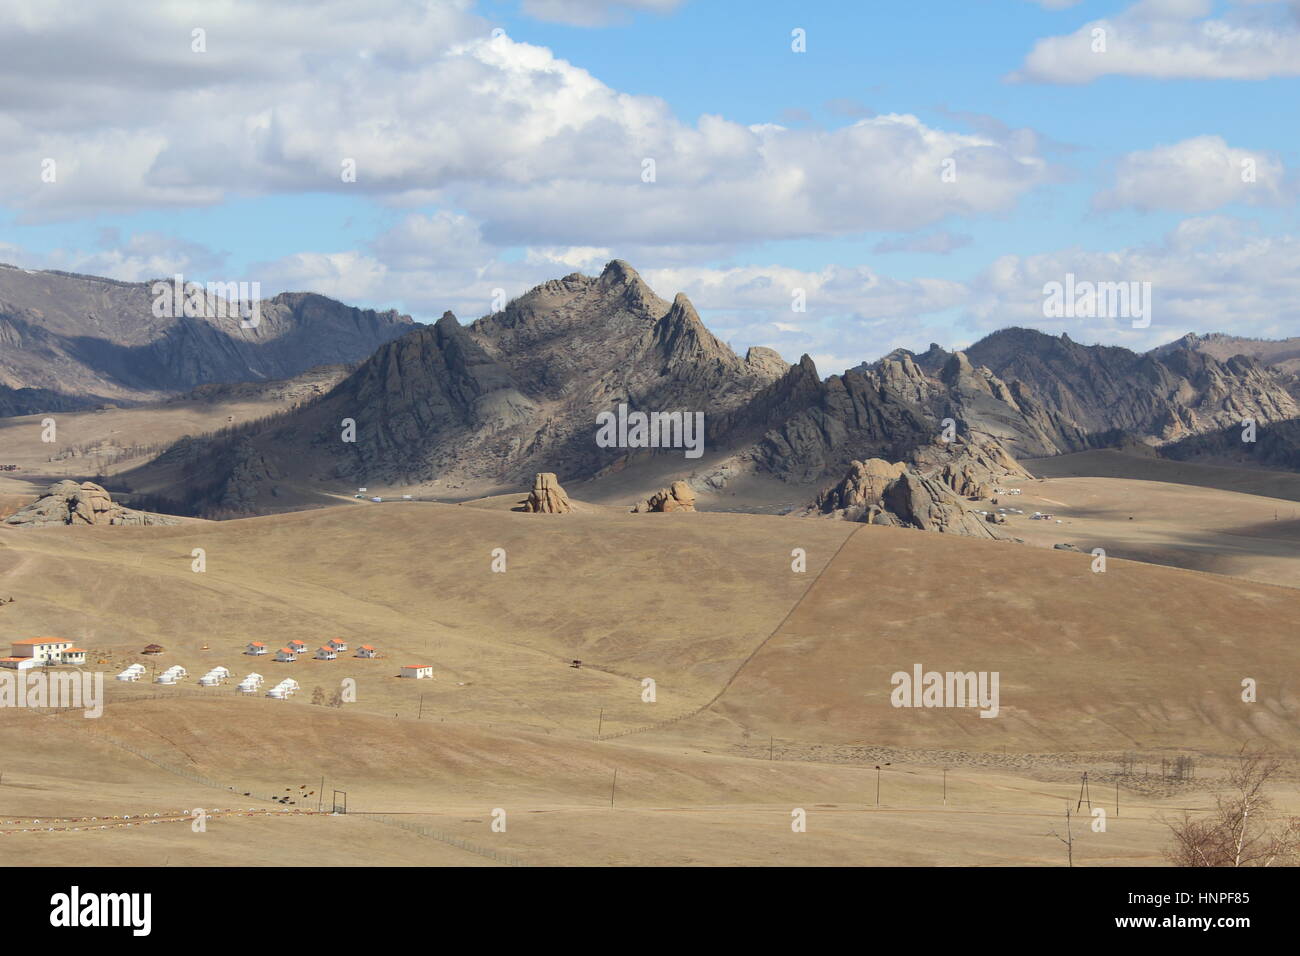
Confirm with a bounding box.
[2,0,1299,373]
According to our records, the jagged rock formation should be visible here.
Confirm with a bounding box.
[803,459,1009,539]
[964,328,1298,447]
[808,458,906,521]
[128,261,789,514]
[520,473,572,513]
[115,264,1300,519]
[3,480,180,527]
[0,263,414,413]
[632,480,697,513]
[1151,332,1300,379]
[909,434,1034,499]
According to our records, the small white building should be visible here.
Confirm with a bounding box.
[242,672,264,687]
[400,665,433,679]
[355,645,378,658]
[327,638,348,652]
[287,640,308,655]
[246,642,268,656]
[274,648,297,663]
[116,669,141,682]
[314,646,337,661]
[0,637,88,669]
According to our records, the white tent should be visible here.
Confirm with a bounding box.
[115,670,141,682]
[154,674,176,684]
[242,673,264,686]
[265,688,286,698]
[208,666,230,677]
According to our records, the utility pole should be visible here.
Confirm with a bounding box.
[610,768,617,809]
[597,708,604,736]
[942,767,947,807]
[317,775,324,813]
[1076,772,1091,811]
[1116,779,1120,818]
[418,694,424,720]
[769,735,774,761]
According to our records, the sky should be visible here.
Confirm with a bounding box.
[1,0,1298,374]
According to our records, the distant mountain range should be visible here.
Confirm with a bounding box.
[97,261,1299,516]
[0,262,414,414]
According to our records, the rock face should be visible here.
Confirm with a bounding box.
[4,481,180,527]
[804,459,1011,540]
[633,480,697,513]
[121,262,1300,520]
[881,472,1006,538]
[964,328,1299,447]
[0,263,415,412]
[809,458,905,521]
[520,473,572,513]
[910,435,1033,499]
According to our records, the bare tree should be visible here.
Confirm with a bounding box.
[1047,805,1074,867]
[1163,747,1300,867]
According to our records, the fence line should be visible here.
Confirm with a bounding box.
[78,728,524,865]
[357,814,523,867]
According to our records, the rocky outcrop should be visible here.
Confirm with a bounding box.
[520,473,572,513]
[3,480,180,527]
[910,435,1033,499]
[807,458,905,522]
[803,459,1010,540]
[632,480,697,513]
[881,472,1007,538]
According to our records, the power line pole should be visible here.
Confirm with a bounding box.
[609,768,617,809]
[597,708,604,736]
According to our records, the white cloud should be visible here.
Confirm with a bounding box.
[964,216,1300,348]
[1010,0,1300,83]
[1095,136,1290,212]
[0,1,1050,244]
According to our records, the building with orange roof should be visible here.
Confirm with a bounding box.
[399,664,433,679]
[355,645,378,658]
[0,637,87,669]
